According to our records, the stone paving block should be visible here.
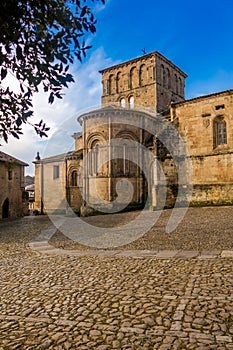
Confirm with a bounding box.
[221,250,233,258]
[198,250,220,259]
[156,250,179,259]
[175,250,199,258]
[115,250,158,258]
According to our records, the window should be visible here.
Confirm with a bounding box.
[139,64,147,86]
[116,72,122,93]
[90,142,100,175]
[167,68,171,89]
[174,74,178,94]
[213,117,227,147]
[217,121,227,145]
[129,67,137,89]
[129,96,134,108]
[120,98,126,108]
[109,74,114,95]
[161,64,165,87]
[8,170,12,180]
[178,77,182,95]
[71,171,78,186]
[215,104,225,110]
[53,165,59,179]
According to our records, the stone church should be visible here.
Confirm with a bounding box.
[34,51,233,215]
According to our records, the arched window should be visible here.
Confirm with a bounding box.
[139,64,147,86]
[71,171,78,186]
[94,144,100,175]
[129,67,137,89]
[89,141,100,175]
[161,64,166,87]
[116,72,122,93]
[129,96,134,109]
[179,77,183,96]
[174,74,178,94]
[213,117,227,148]
[167,68,171,89]
[120,98,126,108]
[109,74,114,95]
[105,80,109,95]
[178,77,181,95]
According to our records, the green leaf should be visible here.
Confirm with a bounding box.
[1,68,7,80]
[11,131,20,139]
[16,45,23,60]
[81,6,88,17]
[16,118,22,127]
[48,93,54,104]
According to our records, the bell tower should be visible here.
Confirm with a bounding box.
[99,51,187,114]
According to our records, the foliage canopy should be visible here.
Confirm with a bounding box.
[0,0,105,143]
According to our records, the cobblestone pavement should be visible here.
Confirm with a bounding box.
[50,206,233,252]
[0,208,233,349]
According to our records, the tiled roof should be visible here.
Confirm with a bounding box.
[36,152,73,164]
[0,151,28,166]
[172,89,233,106]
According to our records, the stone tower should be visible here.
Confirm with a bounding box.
[99,51,187,113]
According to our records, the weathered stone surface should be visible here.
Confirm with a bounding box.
[0,215,233,349]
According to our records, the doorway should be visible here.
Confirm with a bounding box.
[2,198,9,219]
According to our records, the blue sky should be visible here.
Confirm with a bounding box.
[2,0,233,175]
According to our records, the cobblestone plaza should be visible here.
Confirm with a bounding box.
[0,207,233,349]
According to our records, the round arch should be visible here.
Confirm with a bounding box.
[2,198,9,219]
[86,132,107,150]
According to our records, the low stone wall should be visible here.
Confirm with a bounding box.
[190,184,233,206]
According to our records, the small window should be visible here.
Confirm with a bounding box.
[167,68,171,89]
[215,104,225,110]
[202,113,211,118]
[120,98,126,108]
[213,117,227,147]
[139,64,147,86]
[129,96,134,108]
[8,170,12,180]
[109,74,114,95]
[116,72,122,93]
[53,165,59,179]
[217,121,227,145]
[71,171,78,186]
[174,74,178,94]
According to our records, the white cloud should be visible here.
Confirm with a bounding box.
[93,0,111,13]
[1,47,117,176]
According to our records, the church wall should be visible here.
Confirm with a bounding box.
[34,160,67,214]
[66,158,83,214]
[75,136,83,152]
[155,55,186,113]
[173,91,233,205]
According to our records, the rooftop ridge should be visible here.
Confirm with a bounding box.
[0,150,28,166]
[99,50,187,78]
[172,89,233,106]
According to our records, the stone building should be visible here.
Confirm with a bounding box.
[0,151,28,219]
[34,51,233,215]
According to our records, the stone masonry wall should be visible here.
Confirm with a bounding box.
[100,52,186,113]
[173,90,233,205]
[0,162,25,219]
